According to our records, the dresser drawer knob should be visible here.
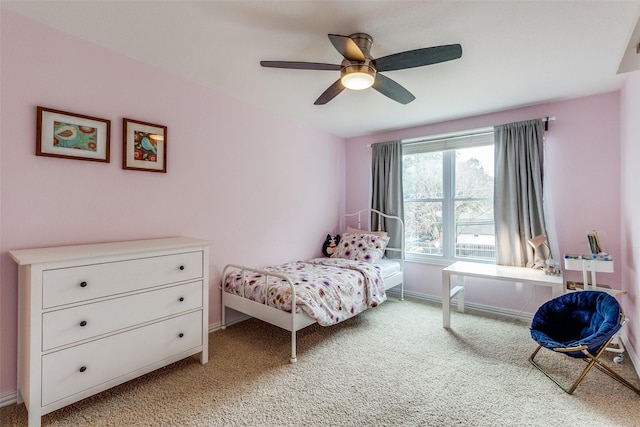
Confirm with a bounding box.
[179,297,185,302]
[79,366,87,373]
[179,265,185,271]
[79,320,87,327]
[178,333,184,338]
[80,281,88,288]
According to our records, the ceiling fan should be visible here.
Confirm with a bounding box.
[260,33,462,105]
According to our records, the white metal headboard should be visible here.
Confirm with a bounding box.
[341,208,405,260]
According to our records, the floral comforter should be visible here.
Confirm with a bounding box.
[223,258,386,326]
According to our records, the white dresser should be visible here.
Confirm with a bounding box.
[9,237,210,427]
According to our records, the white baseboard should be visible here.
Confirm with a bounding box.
[208,321,222,333]
[619,332,640,378]
[388,288,535,322]
[0,391,17,408]
[212,314,252,332]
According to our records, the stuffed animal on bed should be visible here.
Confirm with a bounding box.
[322,234,341,257]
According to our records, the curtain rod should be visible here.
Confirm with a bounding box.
[367,116,557,148]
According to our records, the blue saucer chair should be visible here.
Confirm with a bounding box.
[529,290,640,395]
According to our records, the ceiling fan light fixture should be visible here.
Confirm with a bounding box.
[341,64,376,90]
[342,72,374,90]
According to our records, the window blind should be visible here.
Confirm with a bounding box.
[402,127,494,155]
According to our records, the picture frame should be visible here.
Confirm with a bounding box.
[36,106,111,162]
[123,118,167,173]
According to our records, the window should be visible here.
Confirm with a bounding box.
[402,129,495,262]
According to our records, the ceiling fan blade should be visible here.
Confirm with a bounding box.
[260,61,341,71]
[373,44,462,72]
[328,34,366,61]
[314,79,345,105]
[372,73,415,105]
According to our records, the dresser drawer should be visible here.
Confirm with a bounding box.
[42,251,203,308]
[41,310,203,406]
[42,281,203,351]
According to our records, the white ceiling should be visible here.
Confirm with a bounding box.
[3,1,640,138]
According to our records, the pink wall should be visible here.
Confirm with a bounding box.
[621,70,640,356]
[0,10,345,395]
[346,92,622,314]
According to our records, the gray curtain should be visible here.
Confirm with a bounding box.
[371,141,403,258]
[494,119,548,267]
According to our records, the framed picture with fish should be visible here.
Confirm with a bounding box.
[36,106,111,162]
[123,118,167,173]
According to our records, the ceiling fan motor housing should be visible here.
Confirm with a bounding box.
[340,33,376,89]
[341,59,376,85]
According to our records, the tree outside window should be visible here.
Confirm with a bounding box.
[403,134,495,261]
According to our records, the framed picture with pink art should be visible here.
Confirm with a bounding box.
[123,118,167,173]
[36,106,111,162]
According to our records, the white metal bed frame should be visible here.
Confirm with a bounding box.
[221,208,404,362]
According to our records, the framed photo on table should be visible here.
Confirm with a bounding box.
[123,118,167,173]
[36,106,111,162]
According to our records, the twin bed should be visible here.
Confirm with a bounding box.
[221,209,404,362]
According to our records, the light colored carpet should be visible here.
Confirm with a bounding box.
[2,297,640,426]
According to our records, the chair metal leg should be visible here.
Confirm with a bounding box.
[590,356,640,395]
[529,339,640,395]
[529,344,594,394]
